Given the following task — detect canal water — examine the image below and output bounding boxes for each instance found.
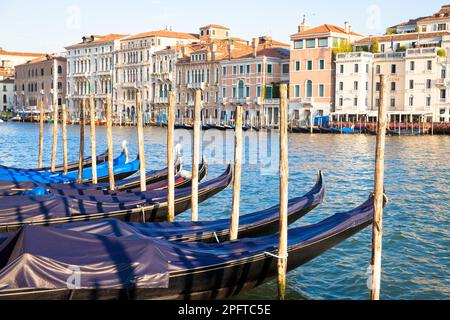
[0,122,448,300]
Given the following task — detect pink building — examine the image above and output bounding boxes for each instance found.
[289,19,363,123]
[220,36,290,125]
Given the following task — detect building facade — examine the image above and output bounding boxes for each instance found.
[115,29,198,121]
[289,20,363,123]
[65,34,127,118]
[0,78,15,112]
[14,55,66,111]
[220,36,289,125]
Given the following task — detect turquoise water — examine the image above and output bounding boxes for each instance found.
[0,122,448,300]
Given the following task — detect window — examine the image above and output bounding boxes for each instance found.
[354,81,359,90]
[427,79,432,89]
[409,80,414,90]
[426,96,431,107]
[376,65,381,74]
[307,60,313,71]
[354,64,359,73]
[257,86,261,97]
[339,96,343,107]
[438,23,447,31]
[2,95,6,103]
[319,60,325,70]
[246,65,250,74]
[318,38,328,47]
[267,64,272,74]
[295,85,300,97]
[354,97,358,106]
[257,64,262,73]
[245,86,250,97]
[58,66,62,74]
[410,61,415,71]
[366,64,369,73]
[294,40,303,49]
[391,82,396,92]
[41,68,44,76]
[340,64,344,74]
[427,60,432,71]
[222,87,226,97]
[222,66,227,76]
[440,89,446,100]
[376,82,380,91]
[306,80,313,98]
[306,39,316,48]
[339,82,344,91]
[409,95,414,106]
[232,87,236,98]
[319,84,325,97]
[282,64,289,74]
[265,85,273,98]
[233,66,237,74]
[391,98,396,108]
[366,82,369,91]
[240,65,244,74]
[391,64,397,74]
[295,61,301,71]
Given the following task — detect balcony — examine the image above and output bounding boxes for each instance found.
[154,96,169,104]
[187,82,207,90]
[153,72,175,83]
[264,98,280,105]
[229,97,251,105]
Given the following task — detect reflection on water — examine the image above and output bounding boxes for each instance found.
[0,123,448,300]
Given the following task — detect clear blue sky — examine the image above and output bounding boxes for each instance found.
[0,0,447,53]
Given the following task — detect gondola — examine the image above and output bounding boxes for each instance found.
[209,124,227,131]
[0,157,184,196]
[290,126,310,134]
[46,171,324,243]
[0,151,139,185]
[0,150,109,174]
[0,165,232,232]
[387,129,422,136]
[319,127,334,134]
[0,194,381,300]
[43,158,208,197]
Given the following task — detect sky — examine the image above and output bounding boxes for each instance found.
[0,0,447,53]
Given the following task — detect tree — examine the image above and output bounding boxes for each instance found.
[371,40,380,53]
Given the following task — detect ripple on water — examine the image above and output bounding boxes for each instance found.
[0,123,448,300]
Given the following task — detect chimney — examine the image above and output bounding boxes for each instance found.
[298,15,310,33]
[344,21,352,33]
[210,42,218,60]
[227,39,234,60]
[252,38,259,58]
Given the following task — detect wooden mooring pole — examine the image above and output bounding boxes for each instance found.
[191,89,202,222]
[230,105,243,241]
[62,103,68,175]
[167,92,176,222]
[370,74,388,300]
[106,96,115,191]
[50,58,59,173]
[38,96,44,169]
[89,95,97,184]
[278,83,289,300]
[77,98,86,183]
[136,90,147,192]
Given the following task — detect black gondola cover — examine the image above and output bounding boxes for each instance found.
[0,226,169,290]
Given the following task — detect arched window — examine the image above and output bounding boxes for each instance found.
[3,95,6,103]
[306,80,313,98]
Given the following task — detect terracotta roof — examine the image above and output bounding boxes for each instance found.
[291,24,363,38]
[355,31,450,44]
[65,34,127,49]
[125,30,199,41]
[0,68,14,78]
[178,37,289,62]
[0,50,43,57]
[202,24,230,30]
[418,5,450,23]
